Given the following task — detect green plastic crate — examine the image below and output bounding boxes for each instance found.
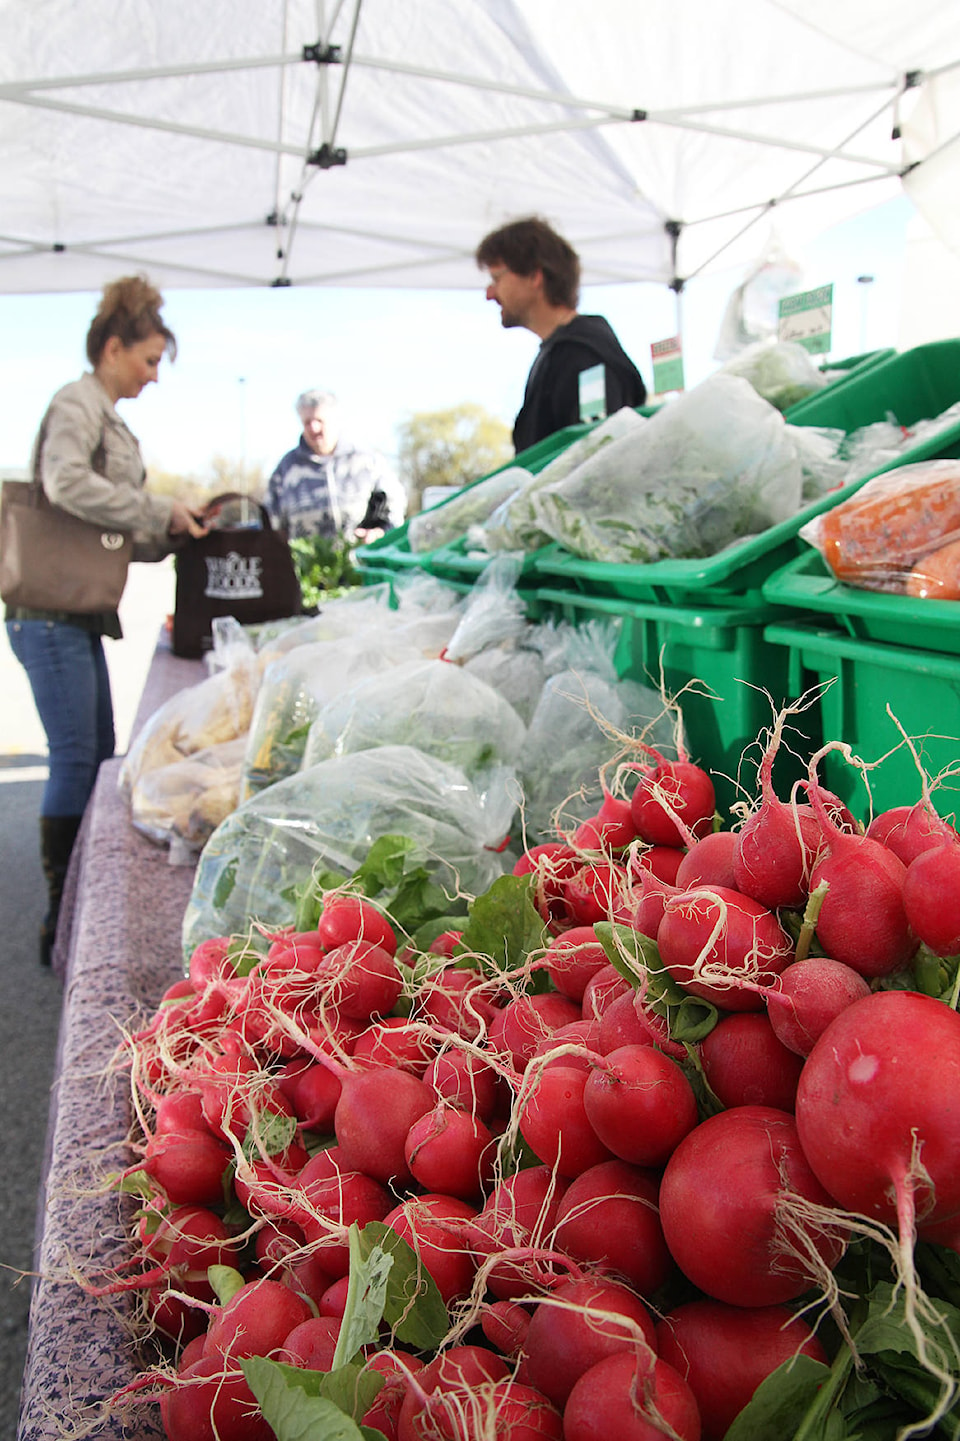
[764,619,960,821]
[530,339,960,608]
[524,586,819,819]
[762,549,960,656]
[354,420,595,583]
[782,347,896,423]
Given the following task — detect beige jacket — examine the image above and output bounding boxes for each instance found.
[36,371,175,557]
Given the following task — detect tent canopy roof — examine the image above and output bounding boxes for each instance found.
[2,0,958,295]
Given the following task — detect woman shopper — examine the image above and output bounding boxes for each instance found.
[2,274,207,964]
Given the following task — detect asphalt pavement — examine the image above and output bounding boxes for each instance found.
[0,561,175,1436]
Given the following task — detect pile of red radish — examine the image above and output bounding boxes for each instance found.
[87,730,960,1441]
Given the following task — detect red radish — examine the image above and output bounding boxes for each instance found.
[333,1066,435,1186]
[153,1090,211,1138]
[552,1158,673,1297]
[383,1193,479,1306]
[805,766,917,977]
[412,1379,564,1441]
[285,1061,342,1131]
[414,966,496,1041]
[522,1274,656,1408]
[425,1048,500,1120]
[580,963,632,1021]
[630,754,716,848]
[658,885,794,1011]
[531,1018,602,1074]
[160,1355,275,1441]
[361,1351,426,1441]
[317,892,398,955]
[396,1346,510,1441]
[659,1106,845,1307]
[469,1165,570,1301]
[482,1298,532,1356]
[543,926,611,1002]
[403,1102,496,1199]
[612,868,678,939]
[140,1129,230,1207]
[562,859,630,927]
[186,935,235,988]
[573,790,637,851]
[319,1274,351,1318]
[202,1276,313,1359]
[490,991,582,1070]
[795,990,960,1236]
[295,1166,393,1278]
[150,1281,211,1348]
[583,1045,699,1165]
[318,938,404,1020]
[674,830,738,891]
[655,1299,827,1441]
[427,928,463,958]
[903,844,960,955]
[279,1314,341,1370]
[263,931,327,972]
[518,1064,614,1177]
[352,1017,436,1075]
[698,1013,804,1112]
[866,802,960,867]
[635,845,686,885]
[597,989,687,1062]
[763,957,870,1057]
[563,1354,701,1441]
[84,1205,236,1297]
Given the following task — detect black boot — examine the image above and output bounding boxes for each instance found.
[39,814,82,967]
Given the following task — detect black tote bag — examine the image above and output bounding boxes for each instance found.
[171,493,302,658]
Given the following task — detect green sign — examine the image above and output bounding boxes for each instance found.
[651,336,684,394]
[778,284,833,355]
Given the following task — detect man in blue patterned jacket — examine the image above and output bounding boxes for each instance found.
[264,388,407,541]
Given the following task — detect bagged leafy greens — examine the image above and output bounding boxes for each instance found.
[718,338,828,411]
[407,466,531,554]
[472,408,645,553]
[181,744,517,959]
[302,657,527,774]
[530,374,803,565]
[129,736,246,854]
[516,618,677,843]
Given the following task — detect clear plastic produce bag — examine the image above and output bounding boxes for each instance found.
[241,629,424,798]
[531,374,803,566]
[473,409,645,554]
[442,555,529,662]
[254,585,395,667]
[516,619,677,843]
[718,338,827,412]
[799,458,960,597]
[302,657,527,775]
[182,744,518,959]
[407,467,531,554]
[129,736,246,855]
[118,644,259,802]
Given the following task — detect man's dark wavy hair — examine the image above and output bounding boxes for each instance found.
[476,216,580,310]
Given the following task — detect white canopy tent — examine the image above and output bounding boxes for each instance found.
[2,0,959,309]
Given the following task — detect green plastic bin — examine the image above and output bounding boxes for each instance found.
[530,339,960,608]
[763,619,960,821]
[761,549,960,656]
[524,586,819,819]
[782,347,896,423]
[354,420,596,584]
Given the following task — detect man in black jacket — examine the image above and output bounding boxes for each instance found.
[476,216,647,454]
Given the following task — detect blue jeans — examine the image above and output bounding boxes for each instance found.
[6,618,115,817]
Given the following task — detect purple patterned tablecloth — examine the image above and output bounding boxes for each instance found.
[18,637,206,1441]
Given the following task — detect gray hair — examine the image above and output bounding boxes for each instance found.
[295,388,337,417]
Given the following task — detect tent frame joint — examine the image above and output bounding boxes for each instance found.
[307,143,348,169]
[302,41,342,65]
[631,108,648,122]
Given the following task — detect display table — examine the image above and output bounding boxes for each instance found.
[18,637,206,1441]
